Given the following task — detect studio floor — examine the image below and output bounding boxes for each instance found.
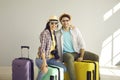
[0,66,120,80]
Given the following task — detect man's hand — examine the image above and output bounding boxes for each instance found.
[77,49,85,61]
[77,57,83,61]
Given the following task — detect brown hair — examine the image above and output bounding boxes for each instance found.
[59,13,71,22]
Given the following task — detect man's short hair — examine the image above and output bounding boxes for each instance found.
[59,13,71,21]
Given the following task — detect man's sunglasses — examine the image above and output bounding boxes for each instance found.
[61,20,69,22]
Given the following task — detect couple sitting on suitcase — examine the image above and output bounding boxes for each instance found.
[35,13,86,80]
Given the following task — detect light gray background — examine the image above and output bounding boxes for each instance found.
[0,0,120,66]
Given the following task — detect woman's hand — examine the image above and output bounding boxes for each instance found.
[40,62,48,73]
[40,53,48,73]
[69,25,75,29]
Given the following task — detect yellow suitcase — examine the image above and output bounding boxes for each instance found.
[64,60,99,80]
[74,60,99,80]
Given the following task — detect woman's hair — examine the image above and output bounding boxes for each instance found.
[44,22,50,31]
[44,21,58,50]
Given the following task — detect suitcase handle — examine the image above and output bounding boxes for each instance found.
[21,46,30,49]
[21,46,30,58]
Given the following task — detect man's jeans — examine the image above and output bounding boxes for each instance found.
[63,52,80,80]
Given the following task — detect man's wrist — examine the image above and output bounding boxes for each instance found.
[79,56,83,58]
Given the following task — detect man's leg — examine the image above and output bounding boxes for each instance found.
[63,53,76,80]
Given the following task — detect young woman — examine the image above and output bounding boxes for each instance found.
[35,16,66,80]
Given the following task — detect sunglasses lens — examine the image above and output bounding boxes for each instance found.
[50,22,58,25]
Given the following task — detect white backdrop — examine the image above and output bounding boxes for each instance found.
[0,0,120,66]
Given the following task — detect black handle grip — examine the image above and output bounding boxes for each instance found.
[21,46,30,49]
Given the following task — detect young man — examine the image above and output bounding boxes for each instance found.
[56,13,86,80]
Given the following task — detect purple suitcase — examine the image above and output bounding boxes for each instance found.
[12,46,34,80]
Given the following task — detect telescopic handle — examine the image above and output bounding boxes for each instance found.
[21,46,30,58]
[21,46,30,49]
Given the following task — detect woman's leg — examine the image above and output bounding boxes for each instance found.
[35,58,46,80]
[47,58,67,72]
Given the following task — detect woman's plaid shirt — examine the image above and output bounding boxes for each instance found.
[39,29,52,59]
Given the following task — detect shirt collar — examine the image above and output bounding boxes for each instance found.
[60,27,72,34]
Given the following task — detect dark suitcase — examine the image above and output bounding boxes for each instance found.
[12,46,34,80]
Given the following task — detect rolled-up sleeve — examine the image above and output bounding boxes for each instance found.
[72,27,86,52]
[77,28,86,49]
[40,31,46,55]
[39,30,51,58]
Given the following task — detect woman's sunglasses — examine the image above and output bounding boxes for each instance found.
[50,21,58,25]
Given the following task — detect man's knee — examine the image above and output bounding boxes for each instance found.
[63,53,74,61]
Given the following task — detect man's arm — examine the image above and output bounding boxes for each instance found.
[80,48,85,58]
[77,49,85,61]
[76,27,85,61]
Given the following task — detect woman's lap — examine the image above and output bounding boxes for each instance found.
[35,58,66,72]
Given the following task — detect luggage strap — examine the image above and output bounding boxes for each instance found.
[81,61,97,80]
[49,65,60,80]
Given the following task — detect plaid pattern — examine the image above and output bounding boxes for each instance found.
[39,29,52,59]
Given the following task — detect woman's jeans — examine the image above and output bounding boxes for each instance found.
[35,58,67,80]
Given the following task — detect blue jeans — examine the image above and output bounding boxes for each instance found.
[35,58,67,80]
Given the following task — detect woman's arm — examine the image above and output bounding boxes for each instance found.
[40,53,48,73]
